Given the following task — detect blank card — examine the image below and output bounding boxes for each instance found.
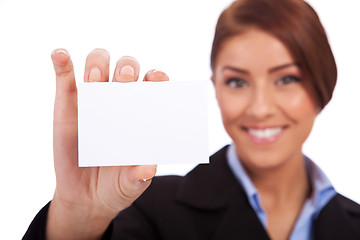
[77,81,208,167]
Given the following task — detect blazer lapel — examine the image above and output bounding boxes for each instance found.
[175,146,270,240]
[211,188,270,240]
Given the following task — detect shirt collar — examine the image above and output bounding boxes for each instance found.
[305,155,335,214]
[226,143,335,227]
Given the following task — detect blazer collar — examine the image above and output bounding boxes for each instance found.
[174,145,360,240]
[175,145,244,209]
[175,145,270,239]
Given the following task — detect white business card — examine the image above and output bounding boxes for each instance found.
[77,81,209,167]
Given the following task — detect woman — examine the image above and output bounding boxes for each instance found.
[24,0,360,239]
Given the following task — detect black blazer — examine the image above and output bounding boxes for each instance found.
[24,146,360,240]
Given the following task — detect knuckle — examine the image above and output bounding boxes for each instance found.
[56,67,73,78]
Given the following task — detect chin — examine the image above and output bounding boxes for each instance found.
[235,145,298,172]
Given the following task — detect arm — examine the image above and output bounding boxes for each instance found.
[23,201,158,240]
[24,49,169,239]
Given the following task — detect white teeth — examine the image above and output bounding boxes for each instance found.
[248,127,283,139]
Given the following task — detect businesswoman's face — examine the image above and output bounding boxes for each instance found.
[213,29,318,171]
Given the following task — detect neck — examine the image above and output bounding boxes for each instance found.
[245,153,310,208]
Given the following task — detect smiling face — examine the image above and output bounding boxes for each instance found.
[213,28,318,171]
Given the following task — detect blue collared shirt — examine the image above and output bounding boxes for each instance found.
[226,144,336,240]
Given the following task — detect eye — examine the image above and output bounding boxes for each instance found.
[276,75,301,86]
[225,77,248,88]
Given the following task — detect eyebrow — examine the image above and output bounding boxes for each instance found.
[222,63,298,74]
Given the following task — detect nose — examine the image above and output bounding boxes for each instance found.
[245,84,276,120]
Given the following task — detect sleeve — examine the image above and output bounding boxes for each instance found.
[23,202,50,240]
[22,176,181,239]
[22,202,158,240]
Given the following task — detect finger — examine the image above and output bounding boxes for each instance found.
[143,69,169,82]
[112,56,140,82]
[51,49,79,175]
[51,48,77,125]
[52,49,76,98]
[84,48,110,82]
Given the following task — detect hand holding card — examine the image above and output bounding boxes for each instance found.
[47,49,184,239]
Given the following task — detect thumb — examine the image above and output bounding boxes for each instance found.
[97,165,157,213]
[125,165,157,196]
[110,165,157,210]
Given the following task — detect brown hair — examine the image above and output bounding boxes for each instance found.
[211,0,337,109]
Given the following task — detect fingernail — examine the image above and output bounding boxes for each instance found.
[139,176,154,183]
[89,67,102,82]
[53,49,68,56]
[147,69,161,74]
[120,65,135,77]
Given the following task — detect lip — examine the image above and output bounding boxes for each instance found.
[242,125,287,144]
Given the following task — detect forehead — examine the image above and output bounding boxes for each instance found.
[216,29,295,70]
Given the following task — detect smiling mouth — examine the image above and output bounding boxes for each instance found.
[242,126,287,144]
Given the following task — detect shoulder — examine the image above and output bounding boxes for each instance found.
[323,193,360,219]
[333,194,360,213]
[315,193,360,239]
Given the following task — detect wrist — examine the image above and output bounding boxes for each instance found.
[46,194,116,240]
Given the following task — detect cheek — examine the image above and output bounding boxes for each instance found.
[216,90,247,127]
[277,88,317,137]
[285,91,316,118]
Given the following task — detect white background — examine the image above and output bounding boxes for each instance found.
[0,0,359,238]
